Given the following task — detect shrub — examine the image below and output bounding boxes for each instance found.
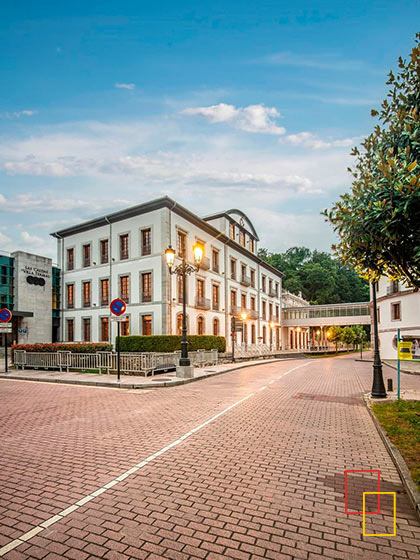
[117,335,226,353]
[11,343,112,360]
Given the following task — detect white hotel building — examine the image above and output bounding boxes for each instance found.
[52,197,283,348]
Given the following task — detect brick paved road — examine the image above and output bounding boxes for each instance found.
[0,358,419,560]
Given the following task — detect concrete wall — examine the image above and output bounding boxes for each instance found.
[12,251,52,344]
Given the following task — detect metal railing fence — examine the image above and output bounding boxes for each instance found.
[13,349,219,377]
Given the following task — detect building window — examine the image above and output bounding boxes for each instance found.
[212,284,219,310]
[230,290,236,311]
[239,231,245,247]
[250,296,256,311]
[197,278,205,299]
[251,324,256,344]
[269,302,273,319]
[100,239,109,264]
[213,318,219,336]
[67,319,74,342]
[83,318,91,342]
[268,279,272,294]
[66,284,74,309]
[142,314,152,335]
[250,269,255,287]
[177,275,187,303]
[141,228,152,256]
[391,302,401,321]
[120,234,129,260]
[120,275,130,303]
[82,281,91,307]
[276,305,279,321]
[177,230,186,258]
[261,275,266,292]
[141,272,152,302]
[229,222,235,240]
[241,264,246,280]
[249,238,255,252]
[100,278,110,306]
[83,244,91,268]
[230,258,236,280]
[262,326,266,344]
[197,316,205,335]
[262,300,266,320]
[100,317,109,342]
[241,293,246,310]
[177,313,188,335]
[212,249,219,273]
[67,248,74,271]
[120,316,130,336]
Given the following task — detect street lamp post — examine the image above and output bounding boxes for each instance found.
[165,243,203,377]
[371,281,387,398]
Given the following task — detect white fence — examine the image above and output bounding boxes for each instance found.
[13,349,219,377]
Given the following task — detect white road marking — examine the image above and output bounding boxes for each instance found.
[0,361,311,557]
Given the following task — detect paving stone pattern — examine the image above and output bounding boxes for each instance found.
[0,358,419,559]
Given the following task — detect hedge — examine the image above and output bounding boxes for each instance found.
[117,335,226,353]
[11,343,112,359]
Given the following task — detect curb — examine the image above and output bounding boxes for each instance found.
[0,358,292,390]
[383,361,420,376]
[364,396,420,522]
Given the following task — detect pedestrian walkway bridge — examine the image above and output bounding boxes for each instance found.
[282,301,371,328]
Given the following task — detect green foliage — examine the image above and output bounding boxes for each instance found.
[324,33,420,289]
[328,326,343,352]
[372,400,420,491]
[258,246,369,304]
[341,326,357,347]
[118,335,226,353]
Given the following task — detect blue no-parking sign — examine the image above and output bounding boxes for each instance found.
[0,308,12,323]
[110,298,126,316]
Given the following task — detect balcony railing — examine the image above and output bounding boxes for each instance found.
[240,275,251,287]
[101,297,109,306]
[249,309,258,320]
[196,296,211,310]
[83,300,90,308]
[142,294,152,303]
[200,257,210,270]
[212,300,220,311]
[142,244,151,256]
[268,289,278,298]
[270,314,279,323]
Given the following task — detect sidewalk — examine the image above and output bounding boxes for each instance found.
[384,359,420,375]
[0,357,292,389]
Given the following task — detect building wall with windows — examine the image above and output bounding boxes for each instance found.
[52,197,283,348]
[376,277,420,359]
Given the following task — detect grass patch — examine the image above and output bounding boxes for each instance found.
[372,400,420,492]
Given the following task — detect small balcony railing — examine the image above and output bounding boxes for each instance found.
[249,309,258,320]
[142,244,151,256]
[101,297,109,306]
[240,275,251,287]
[212,300,220,311]
[270,314,279,323]
[196,296,211,310]
[268,289,278,298]
[142,293,152,303]
[83,299,90,308]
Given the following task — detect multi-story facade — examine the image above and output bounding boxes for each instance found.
[51,197,283,348]
[0,250,60,345]
[375,277,420,359]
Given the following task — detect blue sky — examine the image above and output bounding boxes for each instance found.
[1,0,419,260]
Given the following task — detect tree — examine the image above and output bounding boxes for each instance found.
[324,34,420,289]
[258,246,369,304]
[328,326,343,353]
[341,326,357,350]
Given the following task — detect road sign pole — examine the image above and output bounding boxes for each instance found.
[4,333,7,374]
[117,320,121,382]
[397,328,401,400]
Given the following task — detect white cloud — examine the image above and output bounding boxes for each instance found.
[0,193,131,214]
[0,232,12,245]
[115,83,135,90]
[21,231,44,245]
[1,110,37,119]
[181,103,286,135]
[284,131,361,149]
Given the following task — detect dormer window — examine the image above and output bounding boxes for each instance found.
[239,231,245,247]
[229,222,236,240]
[249,238,255,252]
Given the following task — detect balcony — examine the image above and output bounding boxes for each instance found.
[212,300,220,311]
[196,296,211,310]
[249,309,258,320]
[83,300,91,308]
[142,244,151,256]
[268,289,278,298]
[142,294,152,303]
[240,275,251,287]
[270,314,279,324]
[200,257,210,270]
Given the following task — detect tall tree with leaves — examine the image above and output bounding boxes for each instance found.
[324,34,420,289]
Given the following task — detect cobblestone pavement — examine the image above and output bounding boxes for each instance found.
[0,357,419,560]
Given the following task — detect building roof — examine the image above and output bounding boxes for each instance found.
[50,196,284,278]
[203,209,260,241]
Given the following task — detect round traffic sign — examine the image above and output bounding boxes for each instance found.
[0,308,12,323]
[110,298,127,316]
